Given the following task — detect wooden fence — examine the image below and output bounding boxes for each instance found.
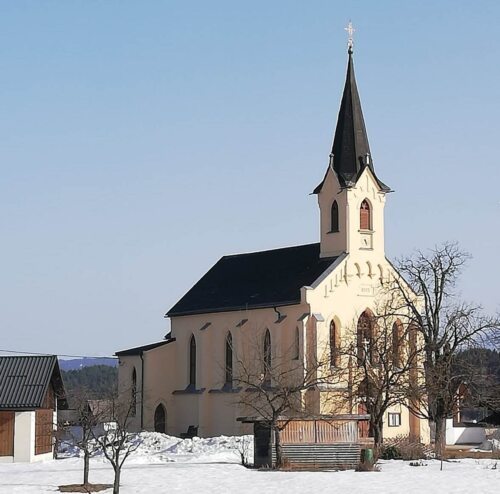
[278,419,358,444]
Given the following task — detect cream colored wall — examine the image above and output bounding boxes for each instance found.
[117,355,143,432]
[305,257,392,366]
[169,304,308,437]
[141,343,176,433]
[382,404,411,439]
[117,304,309,437]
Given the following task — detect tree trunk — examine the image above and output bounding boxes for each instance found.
[113,466,121,494]
[83,449,90,485]
[434,417,446,461]
[370,418,383,458]
[274,429,283,469]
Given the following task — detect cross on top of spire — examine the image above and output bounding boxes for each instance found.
[345,21,355,54]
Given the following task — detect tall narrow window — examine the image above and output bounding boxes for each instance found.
[131,368,137,417]
[263,329,271,385]
[392,321,403,368]
[225,332,233,385]
[189,334,197,388]
[357,311,374,364]
[330,201,339,232]
[360,199,371,230]
[293,327,300,360]
[330,320,339,367]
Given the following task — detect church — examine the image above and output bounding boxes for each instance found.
[116,37,429,443]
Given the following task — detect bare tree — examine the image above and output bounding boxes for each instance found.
[389,242,500,457]
[67,391,101,486]
[91,390,142,494]
[232,331,342,468]
[235,435,252,467]
[338,306,420,454]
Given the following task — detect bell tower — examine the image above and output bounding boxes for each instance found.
[313,25,390,259]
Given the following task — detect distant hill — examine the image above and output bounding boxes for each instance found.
[58,357,118,371]
[62,364,118,401]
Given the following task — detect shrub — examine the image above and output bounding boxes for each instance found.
[380,445,400,460]
[381,435,427,461]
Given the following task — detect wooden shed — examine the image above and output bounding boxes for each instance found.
[239,415,373,469]
[0,355,67,462]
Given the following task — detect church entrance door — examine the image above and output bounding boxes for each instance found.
[154,404,166,433]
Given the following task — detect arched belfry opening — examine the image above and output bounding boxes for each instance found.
[330,201,339,232]
[360,199,371,230]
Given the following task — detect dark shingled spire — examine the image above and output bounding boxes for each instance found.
[314,47,390,193]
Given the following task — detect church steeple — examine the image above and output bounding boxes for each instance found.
[314,40,389,193]
[316,26,389,258]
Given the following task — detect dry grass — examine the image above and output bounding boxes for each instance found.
[444,449,500,460]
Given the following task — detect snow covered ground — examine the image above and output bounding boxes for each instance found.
[0,433,499,494]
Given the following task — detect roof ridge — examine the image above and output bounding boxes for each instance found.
[221,242,320,259]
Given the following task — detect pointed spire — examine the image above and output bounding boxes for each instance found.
[314,29,390,193]
[330,46,373,187]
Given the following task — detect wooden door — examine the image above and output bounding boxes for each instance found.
[357,403,370,438]
[0,412,14,456]
[154,404,166,433]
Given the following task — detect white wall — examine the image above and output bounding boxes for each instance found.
[13,411,34,462]
[446,418,485,445]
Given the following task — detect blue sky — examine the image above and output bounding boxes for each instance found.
[0,1,498,356]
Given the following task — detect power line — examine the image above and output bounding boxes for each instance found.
[0,349,117,359]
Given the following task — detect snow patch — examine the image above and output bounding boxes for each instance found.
[60,432,254,465]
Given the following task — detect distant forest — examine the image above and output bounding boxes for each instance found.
[62,365,118,400]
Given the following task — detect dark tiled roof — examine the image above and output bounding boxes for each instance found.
[313,49,390,193]
[115,338,176,356]
[167,243,338,317]
[0,355,65,409]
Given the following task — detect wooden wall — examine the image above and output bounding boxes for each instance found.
[35,409,53,455]
[0,412,14,456]
[279,419,358,444]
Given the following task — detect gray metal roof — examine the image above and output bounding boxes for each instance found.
[167,243,338,317]
[0,355,64,409]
